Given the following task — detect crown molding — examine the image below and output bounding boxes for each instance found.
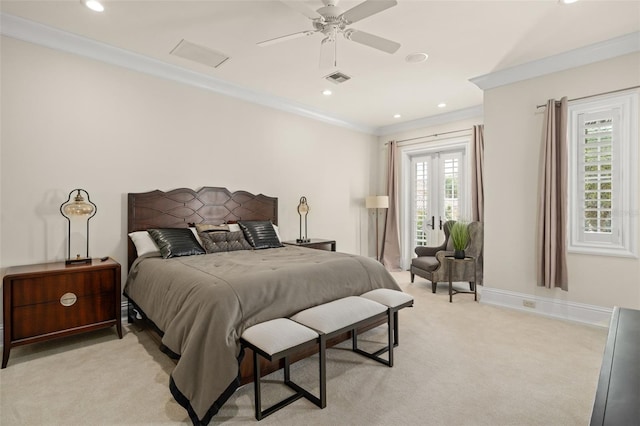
[0,13,376,135]
[375,105,484,136]
[470,31,640,91]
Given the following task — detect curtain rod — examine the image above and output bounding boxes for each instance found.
[536,85,640,108]
[386,128,473,145]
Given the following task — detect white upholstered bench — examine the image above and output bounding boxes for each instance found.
[240,318,325,420]
[359,288,414,366]
[290,296,390,403]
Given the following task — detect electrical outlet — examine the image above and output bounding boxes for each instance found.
[523,300,536,309]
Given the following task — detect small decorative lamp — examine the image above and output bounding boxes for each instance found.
[296,196,310,243]
[60,189,96,265]
[366,195,389,262]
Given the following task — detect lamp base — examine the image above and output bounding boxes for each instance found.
[65,257,92,266]
[296,238,311,243]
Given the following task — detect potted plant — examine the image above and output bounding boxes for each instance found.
[449,221,469,259]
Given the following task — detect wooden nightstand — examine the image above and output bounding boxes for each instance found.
[282,239,336,251]
[2,258,122,368]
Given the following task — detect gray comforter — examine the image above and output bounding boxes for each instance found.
[124,246,400,424]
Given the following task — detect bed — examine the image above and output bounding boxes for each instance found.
[123,187,401,425]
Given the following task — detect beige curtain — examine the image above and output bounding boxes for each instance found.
[380,141,401,271]
[537,97,569,290]
[471,124,485,222]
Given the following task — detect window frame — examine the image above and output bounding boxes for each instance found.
[567,89,638,258]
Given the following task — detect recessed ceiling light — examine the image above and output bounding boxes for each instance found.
[322,89,332,96]
[393,114,402,119]
[437,103,447,108]
[559,0,579,4]
[82,0,104,12]
[405,53,428,63]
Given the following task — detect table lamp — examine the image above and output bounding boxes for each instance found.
[296,196,310,243]
[60,188,96,265]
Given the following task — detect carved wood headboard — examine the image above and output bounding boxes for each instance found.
[127,187,278,269]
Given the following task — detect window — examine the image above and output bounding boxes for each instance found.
[568,90,638,257]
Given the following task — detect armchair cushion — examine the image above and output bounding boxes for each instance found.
[411,256,440,272]
[415,246,441,257]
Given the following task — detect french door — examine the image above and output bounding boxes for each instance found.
[411,150,465,248]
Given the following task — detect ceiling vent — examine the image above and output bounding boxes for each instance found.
[170,39,230,69]
[325,71,351,84]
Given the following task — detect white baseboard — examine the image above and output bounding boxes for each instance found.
[481,287,612,328]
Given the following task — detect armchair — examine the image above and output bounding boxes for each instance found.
[410,221,483,294]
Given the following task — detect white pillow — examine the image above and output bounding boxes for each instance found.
[190,227,204,247]
[272,224,282,243]
[128,231,160,256]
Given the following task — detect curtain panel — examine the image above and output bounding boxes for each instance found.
[471,124,485,222]
[537,97,569,291]
[381,141,401,271]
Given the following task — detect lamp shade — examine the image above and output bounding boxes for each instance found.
[62,191,95,216]
[366,195,389,209]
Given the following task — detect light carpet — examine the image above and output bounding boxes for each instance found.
[0,272,607,425]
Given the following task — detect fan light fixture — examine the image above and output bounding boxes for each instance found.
[60,189,97,265]
[259,0,400,68]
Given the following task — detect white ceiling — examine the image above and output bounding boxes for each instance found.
[2,0,639,133]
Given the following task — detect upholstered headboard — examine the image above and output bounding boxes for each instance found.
[127,187,278,269]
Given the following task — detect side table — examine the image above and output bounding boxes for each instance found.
[282,239,336,252]
[2,258,122,368]
[445,256,477,303]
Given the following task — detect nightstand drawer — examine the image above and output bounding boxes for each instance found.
[12,292,116,340]
[11,269,115,307]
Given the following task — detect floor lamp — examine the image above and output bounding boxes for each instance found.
[366,195,389,262]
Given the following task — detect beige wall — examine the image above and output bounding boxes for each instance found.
[0,37,377,280]
[484,53,640,310]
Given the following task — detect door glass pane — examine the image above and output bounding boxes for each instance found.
[414,159,429,247]
[442,155,460,221]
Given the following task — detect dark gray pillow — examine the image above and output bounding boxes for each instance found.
[199,230,253,253]
[147,228,205,259]
[238,220,282,249]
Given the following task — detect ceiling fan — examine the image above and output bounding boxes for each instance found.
[258,0,401,68]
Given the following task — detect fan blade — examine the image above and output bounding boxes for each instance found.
[341,0,398,24]
[344,29,400,54]
[257,30,317,46]
[281,0,323,20]
[319,37,337,69]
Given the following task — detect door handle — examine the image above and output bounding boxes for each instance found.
[439,217,443,230]
[430,216,435,230]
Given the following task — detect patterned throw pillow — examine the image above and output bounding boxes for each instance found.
[199,230,253,253]
[195,223,229,233]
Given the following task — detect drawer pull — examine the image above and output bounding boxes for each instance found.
[60,292,78,307]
